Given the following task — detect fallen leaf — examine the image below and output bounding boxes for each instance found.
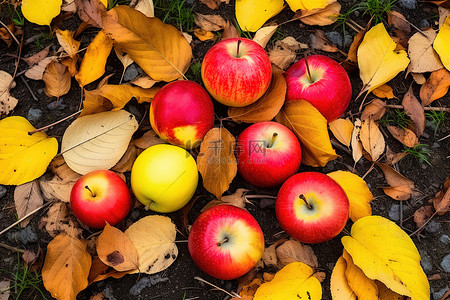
[50,156,82,183]
[0,116,58,185]
[419,68,450,105]
[330,256,357,300]
[402,85,425,136]
[22,46,51,66]
[387,126,418,148]
[286,0,334,11]
[254,262,322,299]
[376,163,415,201]
[88,256,131,284]
[131,75,157,89]
[348,30,366,63]
[342,250,379,300]
[262,239,287,267]
[253,25,278,48]
[61,110,138,175]
[125,215,178,274]
[0,70,18,116]
[43,61,71,99]
[22,0,62,26]
[197,127,237,199]
[39,176,75,203]
[75,30,113,87]
[199,0,221,9]
[56,29,81,57]
[97,224,138,272]
[439,6,450,27]
[133,129,167,149]
[235,0,284,32]
[357,23,410,95]
[267,38,305,70]
[76,0,105,28]
[103,6,192,82]
[351,118,363,164]
[431,177,450,215]
[276,239,318,268]
[413,205,434,228]
[372,84,395,99]
[376,280,407,300]
[310,29,338,52]
[0,280,10,300]
[25,56,58,80]
[388,11,411,34]
[329,118,353,147]
[114,49,134,75]
[228,68,286,123]
[0,23,16,47]
[297,1,341,26]
[361,99,387,121]
[433,15,450,70]
[130,0,155,17]
[193,28,216,41]
[342,216,429,299]
[42,234,92,300]
[222,20,240,40]
[328,170,373,222]
[276,100,338,167]
[411,73,426,85]
[111,142,138,173]
[40,202,83,238]
[194,13,227,31]
[221,188,251,208]
[359,117,385,161]
[407,30,443,74]
[385,146,408,165]
[239,278,262,299]
[14,181,44,227]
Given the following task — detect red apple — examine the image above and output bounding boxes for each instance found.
[70,170,133,229]
[150,80,214,149]
[275,172,349,244]
[284,55,352,122]
[236,121,301,188]
[201,38,272,107]
[188,205,265,280]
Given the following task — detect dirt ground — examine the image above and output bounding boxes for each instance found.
[0,0,449,299]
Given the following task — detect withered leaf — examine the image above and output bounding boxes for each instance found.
[43,61,71,99]
[402,86,425,136]
[419,68,450,106]
[431,177,450,215]
[133,129,167,149]
[387,126,418,148]
[361,99,386,121]
[222,20,240,40]
[413,205,434,228]
[39,176,75,203]
[310,30,338,52]
[40,202,83,238]
[276,239,318,268]
[351,118,363,164]
[407,30,443,74]
[372,84,395,99]
[376,162,415,200]
[298,1,341,26]
[111,142,138,173]
[49,156,82,183]
[359,117,385,162]
[22,46,51,66]
[75,0,105,28]
[14,180,44,227]
[194,13,227,31]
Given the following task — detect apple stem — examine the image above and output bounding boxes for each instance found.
[299,194,313,210]
[217,237,229,247]
[85,185,96,197]
[304,54,313,84]
[236,40,242,58]
[268,133,278,148]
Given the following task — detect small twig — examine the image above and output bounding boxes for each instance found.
[28,110,81,134]
[20,75,38,101]
[331,139,351,155]
[0,242,26,253]
[0,202,51,237]
[11,34,24,84]
[244,195,276,199]
[0,19,20,46]
[385,104,450,112]
[194,277,240,298]
[409,211,438,237]
[361,162,375,180]
[347,18,364,31]
[437,133,450,142]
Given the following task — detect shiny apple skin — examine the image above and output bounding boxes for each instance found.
[201,38,272,107]
[150,80,214,149]
[275,172,349,244]
[236,122,301,188]
[284,55,352,122]
[188,205,265,280]
[70,170,133,229]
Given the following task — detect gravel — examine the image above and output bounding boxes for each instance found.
[441,254,450,273]
[433,286,449,300]
[129,275,169,296]
[27,108,43,122]
[398,0,417,9]
[440,234,450,245]
[0,185,6,199]
[425,220,441,233]
[388,204,400,221]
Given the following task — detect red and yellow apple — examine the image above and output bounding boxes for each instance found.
[284,55,352,122]
[275,172,349,244]
[130,144,198,213]
[150,80,214,149]
[188,205,265,280]
[70,170,133,229]
[201,38,272,107]
[236,121,301,188]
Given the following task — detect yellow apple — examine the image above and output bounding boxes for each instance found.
[131,144,198,213]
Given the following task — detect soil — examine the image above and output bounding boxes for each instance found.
[0,0,449,300]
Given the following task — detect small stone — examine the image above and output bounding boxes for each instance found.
[27,108,42,122]
[8,227,38,245]
[398,0,417,9]
[425,220,441,233]
[441,254,450,273]
[433,286,449,300]
[103,286,117,300]
[37,89,43,95]
[420,19,430,29]
[129,275,169,296]
[325,31,343,47]
[343,33,353,47]
[388,204,400,221]
[47,99,67,110]
[123,64,139,82]
[432,142,440,149]
[419,252,433,272]
[440,234,450,245]
[0,185,6,199]
[354,11,360,17]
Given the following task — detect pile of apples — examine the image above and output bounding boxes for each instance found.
[69,38,353,280]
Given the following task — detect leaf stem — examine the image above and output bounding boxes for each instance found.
[268,132,278,148]
[299,194,313,210]
[28,110,81,135]
[236,39,242,58]
[385,104,450,112]
[304,54,313,83]
[85,185,96,197]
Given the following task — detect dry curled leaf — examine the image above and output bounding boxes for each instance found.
[194,13,227,31]
[43,61,71,99]
[253,25,278,49]
[197,127,237,199]
[268,37,305,70]
[276,239,318,268]
[0,71,18,116]
[359,117,385,162]
[88,256,131,284]
[130,0,155,17]
[372,84,395,99]
[351,118,363,164]
[75,0,105,28]
[25,56,58,80]
[40,202,83,238]
[387,126,418,148]
[14,181,44,227]
[310,30,338,52]
[413,205,434,228]
[431,177,450,215]
[222,20,240,40]
[402,85,425,136]
[22,46,50,67]
[376,163,415,201]
[133,129,167,149]
[407,30,443,74]
[50,156,82,183]
[361,99,386,121]
[39,176,75,203]
[419,68,450,106]
[388,11,411,34]
[193,28,215,41]
[329,118,353,147]
[297,1,341,26]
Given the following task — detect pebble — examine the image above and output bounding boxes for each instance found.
[441,254,450,273]
[398,0,417,9]
[388,204,400,221]
[425,220,441,233]
[37,88,43,95]
[432,142,440,149]
[103,286,117,300]
[129,275,169,296]
[27,108,43,122]
[0,185,6,199]
[433,286,449,300]
[419,252,433,272]
[440,234,450,245]
[47,99,67,110]
[420,19,430,29]
[8,226,38,245]
[325,31,343,47]
[123,64,139,82]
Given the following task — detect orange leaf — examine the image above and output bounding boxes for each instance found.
[402,85,425,136]
[376,163,415,200]
[297,2,341,26]
[310,29,338,52]
[329,118,353,147]
[419,68,450,105]
[361,99,386,121]
[372,84,395,99]
[193,28,215,41]
[43,61,71,98]
[359,117,385,161]
[386,126,418,148]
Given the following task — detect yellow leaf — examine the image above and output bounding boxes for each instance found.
[125,215,178,274]
[285,0,334,11]
[42,234,92,300]
[75,30,113,87]
[235,0,284,32]
[329,118,353,147]
[341,216,430,300]
[433,15,450,71]
[61,110,138,175]
[193,28,215,41]
[22,0,62,26]
[102,6,192,81]
[196,127,237,199]
[327,170,373,222]
[56,29,80,57]
[357,23,410,94]
[0,117,58,185]
[342,250,379,300]
[254,262,322,300]
[372,84,395,99]
[275,100,338,167]
[330,256,357,300]
[359,116,385,161]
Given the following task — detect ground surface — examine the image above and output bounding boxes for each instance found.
[0,0,449,299]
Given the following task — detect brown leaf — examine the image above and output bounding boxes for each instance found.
[419,68,450,105]
[413,205,434,228]
[39,202,83,238]
[39,176,76,203]
[50,156,82,183]
[387,126,418,148]
[76,0,106,28]
[376,162,415,200]
[439,6,450,27]
[239,278,262,299]
[407,30,443,74]
[0,71,18,116]
[253,25,278,49]
[228,68,286,123]
[310,30,338,52]
[431,177,450,215]
[0,23,16,47]
[197,127,237,199]
[42,234,92,300]
[351,118,363,164]
[43,61,71,98]
[402,85,425,136]
[194,13,227,31]
[268,37,306,70]
[385,146,408,165]
[276,239,318,268]
[262,239,287,267]
[222,20,240,40]
[359,117,385,161]
[361,99,387,121]
[22,46,51,66]
[24,56,58,80]
[14,181,44,227]
[131,75,158,89]
[348,30,366,63]
[88,256,131,284]
[202,188,251,211]
[193,28,216,41]
[372,84,395,99]
[298,2,341,26]
[388,11,411,34]
[199,0,222,9]
[111,142,138,173]
[97,224,138,272]
[133,129,167,149]
[412,73,427,85]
